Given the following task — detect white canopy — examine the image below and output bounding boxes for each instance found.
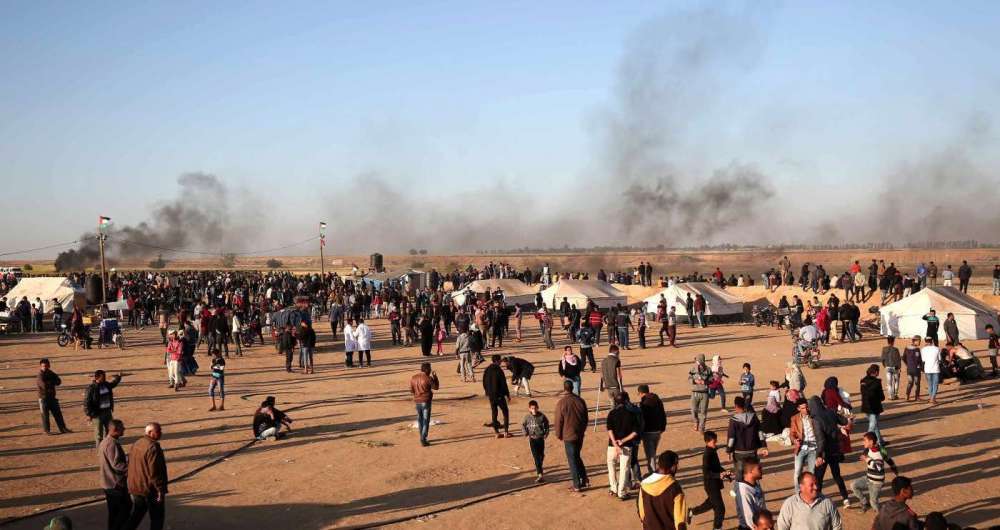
[540,279,626,311]
[879,286,999,340]
[451,279,538,306]
[643,283,744,318]
[2,277,84,313]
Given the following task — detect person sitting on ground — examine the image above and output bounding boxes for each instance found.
[253,396,292,440]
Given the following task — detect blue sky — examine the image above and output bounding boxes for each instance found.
[2,1,999,255]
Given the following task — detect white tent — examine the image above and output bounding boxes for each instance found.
[540,279,626,311]
[642,282,744,323]
[451,279,538,306]
[2,277,84,313]
[879,286,999,340]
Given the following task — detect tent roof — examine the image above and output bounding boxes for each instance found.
[2,277,82,312]
[543,279,626,300]
[462,279,536,297]
[643,282,743,311]
[880,286,997,317]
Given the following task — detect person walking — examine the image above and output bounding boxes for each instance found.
[776,472,842,530]
[419,315,434,357]
[355,317,372,367]
[37,358,70,435]
[903,336,923,401]
[298,321,316,374]
[726,396,769,481]
[126,423,168,530]
[600,345,623,401]
[577,319,597,372]
[734,456,767,530]
[920,337,941,405]
[522,399,550,483]
[606,392,640,500]
[689,431,729,530]
[342,319,357,368]
[559,346,583,396]
[689,354,712,432]
[456,330,475,382]
[850,432,888,514]
[957,260,972,293]
[881,337,901,400]
[790,398,824,492]
[638,384,666,475]
[85,369,123,447]
[554,380,589,492]
[99,419,131,530]
[860,364,886,446]
[986,324,999,378]
[164,330,185,390]
[208,351,225,411]
[483,355,512,438]
[277,324,296,372]
[638,451,688,530]
[410,362,439,447]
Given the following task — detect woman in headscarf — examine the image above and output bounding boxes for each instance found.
[557,345,582,396]
[419,315,434,357]
[760,382,784,436]
[783,362,806,393]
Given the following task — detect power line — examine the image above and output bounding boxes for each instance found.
[0,239,84,257]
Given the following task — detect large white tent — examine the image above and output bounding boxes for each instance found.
[642,282,744,323]
[450,279,538,306]
[540,279,626,311]
[2,277,84,313]
[879,286,999,340]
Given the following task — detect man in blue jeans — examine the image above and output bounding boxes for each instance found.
[410,362,439,447]
[920,337,941,405]
[554,380,590,491]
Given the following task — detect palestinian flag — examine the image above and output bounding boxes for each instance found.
[99,216,112,230]
[319,221,327,230]
[320,234,326,247]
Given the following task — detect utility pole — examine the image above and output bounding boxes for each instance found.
[97,216,111,305]
[319,221,327,276]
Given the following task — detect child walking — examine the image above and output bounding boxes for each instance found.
[521,400,550,483]
[740,363,755,407]
[708,355,729,412]
[435,322,446,355]
[689,430,731,530]
[209,351,225,411]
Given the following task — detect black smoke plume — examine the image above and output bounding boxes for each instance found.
[54,173,257,271]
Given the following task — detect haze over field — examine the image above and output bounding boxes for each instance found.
[2,2,999,259]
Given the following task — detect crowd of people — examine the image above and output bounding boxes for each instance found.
[15,255,1000,530]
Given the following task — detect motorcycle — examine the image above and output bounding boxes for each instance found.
[56,324,72,347]
[752,304,776,327]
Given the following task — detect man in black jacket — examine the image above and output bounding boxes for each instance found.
[483,355,511,438]
[958,260,973,293]
[637,384,666,475]
[37,358,70,434]
[86,369,124,447]
[726,396,768,481]
[861,364,886,447]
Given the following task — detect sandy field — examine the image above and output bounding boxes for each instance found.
[2,292,999,529]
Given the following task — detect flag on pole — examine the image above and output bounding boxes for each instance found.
[320,235,326,247]
[99,216,112,230]
[319,221,327,230]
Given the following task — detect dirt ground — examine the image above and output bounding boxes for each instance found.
[2,301,999,530]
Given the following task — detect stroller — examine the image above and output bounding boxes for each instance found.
[98,318,126,349]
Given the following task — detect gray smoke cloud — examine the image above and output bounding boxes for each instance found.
[598,7,775,246]
[55,173,263,270]
[326,7,776,253]
[861,113,998,244]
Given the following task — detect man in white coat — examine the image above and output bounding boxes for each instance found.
[354,317,373,367]
[343,318,357,368]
